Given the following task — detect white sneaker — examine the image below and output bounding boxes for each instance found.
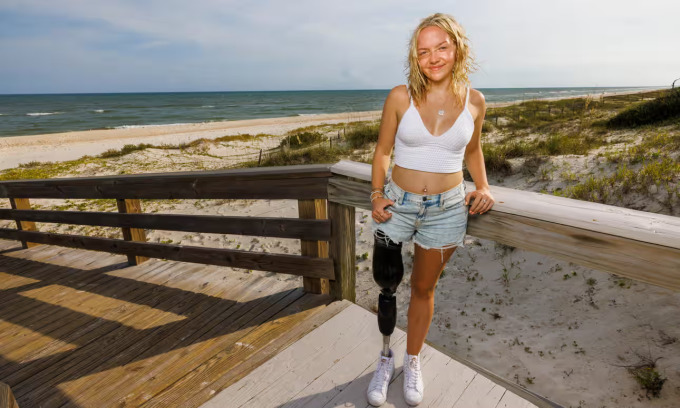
[403,352,424,406]
[367,348,395,406]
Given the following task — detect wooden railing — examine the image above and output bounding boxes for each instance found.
[1,159,679,303]
[0,164,355,301]
[329,160,680,291]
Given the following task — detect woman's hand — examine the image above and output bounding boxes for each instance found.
[372,196,395,223]
[464,187,494,215]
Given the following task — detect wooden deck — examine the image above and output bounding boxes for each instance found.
[0,239,556,408]
[206,302,551,408]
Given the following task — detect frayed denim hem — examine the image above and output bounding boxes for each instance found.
[413,240,464,264]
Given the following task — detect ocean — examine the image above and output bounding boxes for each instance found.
[0,87,656,138]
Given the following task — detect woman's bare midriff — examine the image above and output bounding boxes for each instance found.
[391,165,464,194]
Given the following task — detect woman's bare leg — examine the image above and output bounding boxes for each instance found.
[406,244,457,355]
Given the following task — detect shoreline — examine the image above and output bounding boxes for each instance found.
[0,111,381,170]
[0,86,667,171]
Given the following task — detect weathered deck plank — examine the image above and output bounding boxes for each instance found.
[205,302,547,408]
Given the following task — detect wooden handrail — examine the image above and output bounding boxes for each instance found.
[0,164,332,200]
[329,160,680,292]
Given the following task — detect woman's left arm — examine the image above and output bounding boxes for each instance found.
[463,89,495,215]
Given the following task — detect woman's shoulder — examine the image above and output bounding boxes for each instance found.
[468,87,486,111]
[384,85,411,115]
[387,85,411,103]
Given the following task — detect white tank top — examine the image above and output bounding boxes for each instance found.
[393,86,474,173]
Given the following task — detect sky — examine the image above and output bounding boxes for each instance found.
[0,0,678,94]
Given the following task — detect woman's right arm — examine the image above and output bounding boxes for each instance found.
[371,85,406,190]
[371,86,407,223]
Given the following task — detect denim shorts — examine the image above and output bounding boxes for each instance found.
[371,178,469,261]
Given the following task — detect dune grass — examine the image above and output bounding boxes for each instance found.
[345,122,380,148]
[605,88,680,128]
[245,145,346,167]
[485,89,671,132]
[0,156,99,181]
[557,157,680,205]
[279,130,324,149]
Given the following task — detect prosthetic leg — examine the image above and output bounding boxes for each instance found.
[372,231,404,357]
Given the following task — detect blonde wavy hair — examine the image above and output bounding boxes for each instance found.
[406,13,478,107]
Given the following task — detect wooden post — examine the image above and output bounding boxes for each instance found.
[116,199,148,265]
[257,149,263,166]
[328,201,355,302]
[9,198,39,249]
[298,199,330,295]
[0,382,19,408]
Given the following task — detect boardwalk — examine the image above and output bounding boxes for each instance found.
[0,239,553,407]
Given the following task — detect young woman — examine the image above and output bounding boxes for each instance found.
[366,13,494,406]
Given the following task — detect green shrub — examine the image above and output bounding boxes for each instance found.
[606,88,680,128]
[629,365,667,398]
[279,131,324,148]
[254,146,345,167]
[99,143,154,158]
[482,144,513,175]
[535,133,600,156]
[345,122,380,148]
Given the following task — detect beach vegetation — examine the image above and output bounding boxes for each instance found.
[485,89,672,134]
[248,145,346,167]
[99,143,154,158]
[214,133,265,143]
[605,88,680,129]
[17,161,44,168]
[345,122,380,148]
[93,134,271,159]
[0,156,97,181]
[618,349,667,399]
[557,155,679,211]
[279,131,324,148]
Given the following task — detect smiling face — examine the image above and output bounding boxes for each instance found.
[407,13,475,105]
[416,26,457,83]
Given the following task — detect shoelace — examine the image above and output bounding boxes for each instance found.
[406,357,421,390]
[369,357,391,392]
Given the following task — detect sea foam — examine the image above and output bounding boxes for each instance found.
[26,112,61,116]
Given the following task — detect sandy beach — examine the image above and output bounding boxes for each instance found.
[0,88,678,407]
[0,111,381,170]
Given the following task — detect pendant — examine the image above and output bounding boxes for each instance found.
[423,187,427,193]
[437,110,445,116]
